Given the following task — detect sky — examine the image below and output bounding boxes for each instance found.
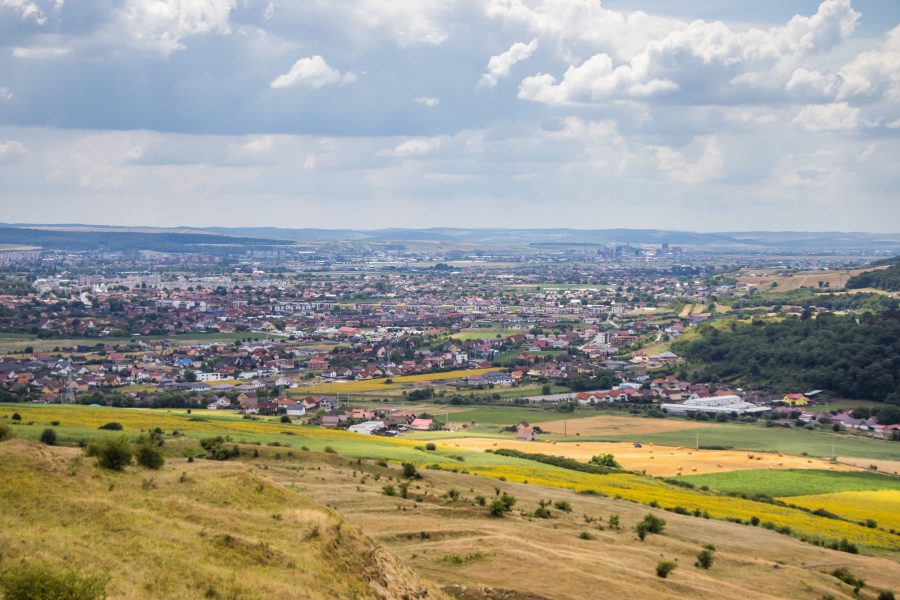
[0,0,898,232]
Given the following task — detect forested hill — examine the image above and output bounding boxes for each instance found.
[0,228,288,253]
[673,311,900,403]
[846,259,900,291]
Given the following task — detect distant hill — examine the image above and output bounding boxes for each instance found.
[0,227,290,253]
[3,224,900,249]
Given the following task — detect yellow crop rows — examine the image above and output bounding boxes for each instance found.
[289,368,498,395]
[781,490,900,532]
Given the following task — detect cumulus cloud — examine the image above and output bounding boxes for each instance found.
[514,0,861,106]
[119,0,237,54]
[390,137,442,157]
[791,102,861,131]
[0,140,29,164]
[270,55,358,89]
[0,86,11,100]
[0,0,46,24]
[653,137,724,185]
[478,39,538,89]
[413,96,440,107]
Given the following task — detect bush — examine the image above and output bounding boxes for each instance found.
[656,560,677,578]
[695,546,715,569]
[489,493,516,517]
[636,514,666,541]
[831,567,865,593]
[554,500,573,513]
[11,413,21,421]
[877,591,895,600]
[425,442,436,451]
[533,499,553,519]
[91,436,133,471]
[579,531,595,540]
[199,437,240,461]
[0,423,13,441]
[656,560,678,579]
[135,444,165,470]
[402,462,420,479]
[0,562,108,600]
[589,453,621,469]
[280,415,291,424]
[39,428,57,446]
[382,484,396,497]
[98,422,123,431]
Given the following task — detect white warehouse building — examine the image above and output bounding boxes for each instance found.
[661,395,770,416]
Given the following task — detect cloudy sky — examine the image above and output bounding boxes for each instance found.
[1,0,899,232]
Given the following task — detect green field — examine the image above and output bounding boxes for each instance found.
[0,331,291,353]
[585,424,900,461]
[675,469,900,498]
[449,328,513,341]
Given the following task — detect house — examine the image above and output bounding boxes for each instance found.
[206,396,231,410]
[285,402,306,417]
[348,420,385,435]
[409,418,434,431]
[782,393,809,406]
[516,421,537,441]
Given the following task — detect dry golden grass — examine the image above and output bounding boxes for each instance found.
[735,268,872,292]
[272,450,900,600]
[539,415,711,437]
[433,437,857,477]
[0,439,445,600]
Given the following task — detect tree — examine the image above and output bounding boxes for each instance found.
[39,428,57,446]
[695,545,715,569]
[135,442,165,470]
[89,436,133,471]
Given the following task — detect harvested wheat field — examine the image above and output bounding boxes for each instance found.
[539,415,712,437]
[432,438,858,477]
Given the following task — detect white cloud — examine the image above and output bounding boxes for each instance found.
[119,0,237,54]
[0,140,29,164]
[0,0,46,24]
[390,137,442,157]
[514,0,860,106]
[270,55,358,89]
[0,86,11,100]
[12,46,70,58]
[413,96,439,107]
[653,137,724,184]
[478,39,538,89]
[791,102,861,131]
[262,1,274,22]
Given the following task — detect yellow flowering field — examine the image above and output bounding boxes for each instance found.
[780,490,900,532]
[463,464,900,550]
[289,368,498,395]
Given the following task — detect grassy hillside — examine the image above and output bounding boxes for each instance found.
[0,439,444,600]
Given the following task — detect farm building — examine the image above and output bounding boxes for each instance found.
[661,395,770,416]
[348,420,385,435]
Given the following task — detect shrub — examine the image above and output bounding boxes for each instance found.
[636,514,666,541]
[608,515,620,530]
[11,413,21,421]
[425,442,436,451]
[877,591,895,600]
[280,415,291,424]
[402,462,420,479]
[91,436,133,471]
[382,484,396,497]
[135,444,165,470]
[199,437,240,461]
[695,547,715,569]
[656,560,677,578]
[323,446,337,454]
[474,495,486,506]
[831,567,865,593]
[39,428,57,446]
[443,488,460,501]
[0,563,108,600]
[554,500,573,513]
[0,423,11,441]
[399,482,410,499]
[579,531,595,540]
[533,499,553,519]
[589,453,621,469]
[98,422,123,431]
[489,493,516,517]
